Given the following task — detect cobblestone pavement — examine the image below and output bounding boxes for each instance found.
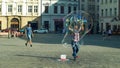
[0,34,120,68]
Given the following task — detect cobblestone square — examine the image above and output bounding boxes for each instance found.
[0,34,120,68]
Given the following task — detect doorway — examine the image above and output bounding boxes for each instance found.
[44,21,49,30]
[11,18,19,30]
[54,21,63,33]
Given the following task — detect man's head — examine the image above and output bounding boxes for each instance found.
[28,23,31,27]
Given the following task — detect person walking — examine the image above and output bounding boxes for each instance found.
[108,29,112,39]
[25,23,33,47]
[102,29,107,40]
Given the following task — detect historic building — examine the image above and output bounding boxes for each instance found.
[0,0,41,31]
[79,0,100,34]
[99,0,120,34]
[0,0,78,32]
[41,0,78,32]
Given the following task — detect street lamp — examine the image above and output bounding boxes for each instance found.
[41,0,43,28]
[6,16,10,39]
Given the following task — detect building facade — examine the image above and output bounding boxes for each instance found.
[41,0,78,32]
[0,0,78,32]
[0,0,42,31]
[79,0,100,34]
[99,0,120,34]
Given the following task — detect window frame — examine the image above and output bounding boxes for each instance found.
[8,5,13,12]
[34,5,38,13]
[28,5,32,13]
[18,5,22,12]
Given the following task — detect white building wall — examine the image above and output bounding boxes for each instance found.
[1,0,6,16]
[22,1,27,16]
[41,0,78,32]
[99,0,119,32]
[99,1,119,17]
[0,0,78,31]
[1,0,41,16]
[0,0,41,30]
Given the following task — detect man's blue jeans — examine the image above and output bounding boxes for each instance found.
[71,41,79,58]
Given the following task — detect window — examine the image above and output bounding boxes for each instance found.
[44,21,49,30]
[88,5,95,11]
[91,0,95,2]
[105,0,108,4]
[68,6,71,13]
[97,14,99,19]
[97,6,99,11]
[54,6,58,14]
[101,0,103,4]
[45,6,49,13]
[118,25,120,31]
[101,9,104,16]
[105,9,108,16]
[60,6,64,14]
[113,25,117,31]
[74,6,77,11]
[18,5,22,12]
[110,8,112,16]
[114,8,117,16]
[101,23,103,32]
[97,0,99,2]
[91,5,95,11]
[8,5,12,12]
[106,23,111,31]
[82,0,85,2]
[34,6,38,13]
[110,0,112,3]
[0,5,1,12]
[28,6,32,12]
[89,0,95,2]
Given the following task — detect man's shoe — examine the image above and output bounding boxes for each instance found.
[76,56,80,58]
[25,43,27,46]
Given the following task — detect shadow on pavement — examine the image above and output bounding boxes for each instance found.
[82,35,120,49]
[16,54,58,60]
[19,33,64,44]
[15,54,73,61]
[19,34,120,49]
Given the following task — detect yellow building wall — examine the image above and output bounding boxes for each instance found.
[0,17,7,30]
[0,16,40,30]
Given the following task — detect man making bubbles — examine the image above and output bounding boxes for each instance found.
[69,23,84,61]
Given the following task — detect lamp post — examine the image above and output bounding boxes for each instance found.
[41,0,42,28]
[50,0,51,31]
[6,16,10,39]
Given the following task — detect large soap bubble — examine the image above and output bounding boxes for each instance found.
[62,10,93,48]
